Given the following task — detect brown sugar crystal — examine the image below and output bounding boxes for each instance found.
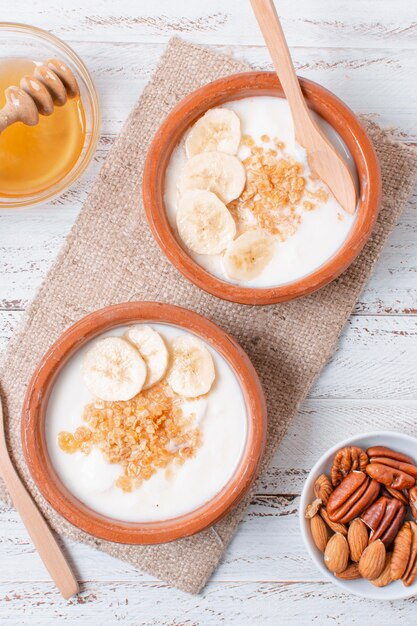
[58,382,202,492]
[229,137,329,241]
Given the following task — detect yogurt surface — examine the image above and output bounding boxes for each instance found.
[46,323,247,522]
[164,96,357,288]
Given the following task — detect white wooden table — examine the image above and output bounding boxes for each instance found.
[0,1,416,623]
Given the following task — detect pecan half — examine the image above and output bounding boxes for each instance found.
[403,521,417,586]
[331,446,368,486]
[338,479,380,524]
[370,456,417,479]
[409,486,417,519]
[361,496,406,547]
[391,521,412,580]
[366,462,415,490]
[367,446,414,465]
[362,496,388,531]
[380,505,406,547]
[382,485,409,506]
[327,472,367,520]
[327,472,379,524]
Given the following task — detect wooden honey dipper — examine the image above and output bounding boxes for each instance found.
[0,58,79,134]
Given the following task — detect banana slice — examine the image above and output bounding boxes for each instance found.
[176,190,236,255]
[125,325,169,389]
[82,337,146,401]
[178,152,245,204]
[185,108,241,157]
[167,335,215,398]
[223,230,275,281]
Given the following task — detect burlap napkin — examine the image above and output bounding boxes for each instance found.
[0,38,416,594]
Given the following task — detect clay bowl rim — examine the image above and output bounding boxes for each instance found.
[143,71,381,305]
[21,301,267,545]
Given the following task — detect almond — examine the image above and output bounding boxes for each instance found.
[335,562,361,580]
[348,518,368,562]
[391,521,412,580]
[310,513,328,552]
[371,553,393,587]
[324,533,349,574]
[320,507,348,536]
[358,539,386,580]
[314,474,333,505]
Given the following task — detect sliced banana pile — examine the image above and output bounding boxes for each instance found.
[82,326,215,402]
[176,107,276,280]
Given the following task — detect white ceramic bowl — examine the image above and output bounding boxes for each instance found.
[300,431,417,600]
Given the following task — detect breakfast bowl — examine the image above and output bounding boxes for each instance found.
[22,301,266,544]
[300,431,417,600]
[143,72,381,305]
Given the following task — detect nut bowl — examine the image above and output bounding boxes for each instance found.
[300,431,417,600]
[143,72,381,305]
[22,301,267,544]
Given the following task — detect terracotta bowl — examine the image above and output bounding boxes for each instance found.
[21,302,267,544]
[143,72,381,305]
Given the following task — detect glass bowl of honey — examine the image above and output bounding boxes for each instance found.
[0,23,100,208]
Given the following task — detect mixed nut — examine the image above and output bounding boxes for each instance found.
[305,445,417,588]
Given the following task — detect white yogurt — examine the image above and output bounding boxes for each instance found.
[164,96,357,287]
[46,323,247,522]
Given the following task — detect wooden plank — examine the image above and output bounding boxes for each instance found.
[1,43,415,140]
[5,0,417,49]
[0,495,317,584]
[0,580,416,624]
[0,188,416,315]
[71,42,417,141]
[1,312,416,397]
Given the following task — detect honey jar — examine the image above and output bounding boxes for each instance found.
[0,24,100,208]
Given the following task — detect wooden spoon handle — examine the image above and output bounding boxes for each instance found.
[0,456,79,599]
[250,0,310,126]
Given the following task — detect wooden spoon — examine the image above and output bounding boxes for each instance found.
[0,395,79,599]
[250,0,357,214]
